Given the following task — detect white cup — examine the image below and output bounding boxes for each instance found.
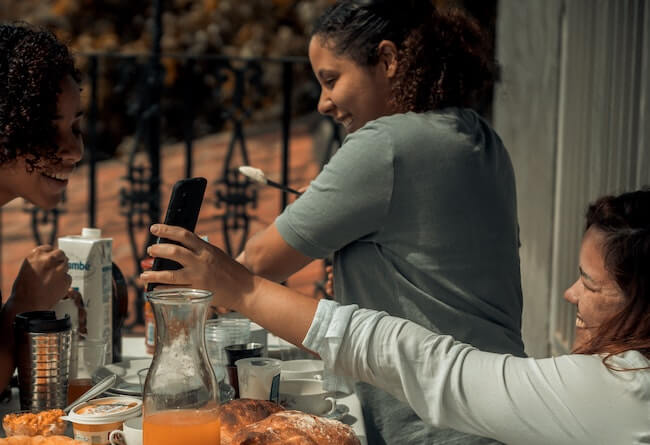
[280,359,324,381]
[237,357,282,402]
[109,416,142,445]
[279,378,336,416]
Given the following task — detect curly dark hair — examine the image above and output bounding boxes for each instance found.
[0,23,81,171]
[574,187,650,367]
[312,0,495,112]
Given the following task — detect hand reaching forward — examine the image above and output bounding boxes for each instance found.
[140,224,256,311]
[10,245,71,311]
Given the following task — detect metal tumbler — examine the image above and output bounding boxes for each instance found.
[14,311,72,411]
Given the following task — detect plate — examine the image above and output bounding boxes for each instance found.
[323,402,350,421]
[93,358,151,396]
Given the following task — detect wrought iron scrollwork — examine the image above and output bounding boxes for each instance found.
[23,198,66,247]
[119,0,165,325]
[213,59,265,256]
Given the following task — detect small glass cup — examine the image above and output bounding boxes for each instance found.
[137,368,149,392]
[205,318,251,381]
[67,339,107,405]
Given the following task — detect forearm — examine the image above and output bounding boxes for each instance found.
[241,224,313,283]
[230,275,320,350]
[304,302,615,445]
[0,299,25,390]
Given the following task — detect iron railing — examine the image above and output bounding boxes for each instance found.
[2,1,341,324]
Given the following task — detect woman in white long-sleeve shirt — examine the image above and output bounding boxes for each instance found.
[142,188,650,444]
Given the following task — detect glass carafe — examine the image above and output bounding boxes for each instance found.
[142,289,221,445]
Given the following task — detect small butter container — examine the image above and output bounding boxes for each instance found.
[63,396,142,445]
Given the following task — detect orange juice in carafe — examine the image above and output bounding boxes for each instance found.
[142,289,221,445]
[143,409,220,445]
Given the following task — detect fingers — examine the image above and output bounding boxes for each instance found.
[32,245,53,253]
[140,269,190,286]
[215,305,230,315]
[147,242,195,266]
[150,224,205,253]
[325,265,334,297]
[30,246,68,270]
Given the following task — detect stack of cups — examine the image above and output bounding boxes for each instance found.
[14,311,72,411]
[205,317,251,383]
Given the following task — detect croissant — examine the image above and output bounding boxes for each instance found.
[218,398,285,445]
[228,410,360,445]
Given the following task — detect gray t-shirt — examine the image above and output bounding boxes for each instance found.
[276,109,524,444]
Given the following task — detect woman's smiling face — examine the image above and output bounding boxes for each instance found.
[563,227,627,350]
[0,75,84,209]
[309,35,395,134]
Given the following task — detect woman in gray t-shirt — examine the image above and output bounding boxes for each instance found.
[149,2,522,444]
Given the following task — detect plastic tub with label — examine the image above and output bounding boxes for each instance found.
[63,396,142,444]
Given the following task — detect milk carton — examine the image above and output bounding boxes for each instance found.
[56,228,113,363]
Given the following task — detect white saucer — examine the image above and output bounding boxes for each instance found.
[93,358,152,396]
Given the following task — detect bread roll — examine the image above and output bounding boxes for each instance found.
[0,436,85,445]
[228,410,360,445]
[218,398,285,444]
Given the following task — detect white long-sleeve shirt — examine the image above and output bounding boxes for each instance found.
[303,300,650,445]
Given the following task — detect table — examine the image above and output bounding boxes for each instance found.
[0,336,367,444]
[122,336,368,445]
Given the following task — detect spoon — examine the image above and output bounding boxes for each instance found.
[238,166,302,196]
[63,374,117,413]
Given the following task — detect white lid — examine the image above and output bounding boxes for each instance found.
[235,357,281,369]
[81,228,102,238]
[63,396,142,425]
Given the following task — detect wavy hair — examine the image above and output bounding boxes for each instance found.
[311,0,495,112]
[0,23,81,171]
[573,188,650,367]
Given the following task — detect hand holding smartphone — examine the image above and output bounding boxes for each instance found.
[146,177,207,292]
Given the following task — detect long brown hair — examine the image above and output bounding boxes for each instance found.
[572,188,650,368]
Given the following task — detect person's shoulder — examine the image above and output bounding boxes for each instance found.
[368,110,458,132]
[351,112,445,148]
[576,351,650,399]
[370,108,493,140]
[607,350,650,378]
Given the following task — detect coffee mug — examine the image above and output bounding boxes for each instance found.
[280,359,324,381]
[109,416,142,445]
[279,378,336,416]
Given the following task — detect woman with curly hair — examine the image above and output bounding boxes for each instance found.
[153,2,520,442]
[145,188,650,444]
[0,23,83,390]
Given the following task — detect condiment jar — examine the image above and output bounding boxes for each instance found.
[63,396,142,445]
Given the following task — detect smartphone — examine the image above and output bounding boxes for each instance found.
[146,177,207,292]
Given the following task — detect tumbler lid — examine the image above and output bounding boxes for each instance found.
[14,311,71,333]
[225,343,264,365]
